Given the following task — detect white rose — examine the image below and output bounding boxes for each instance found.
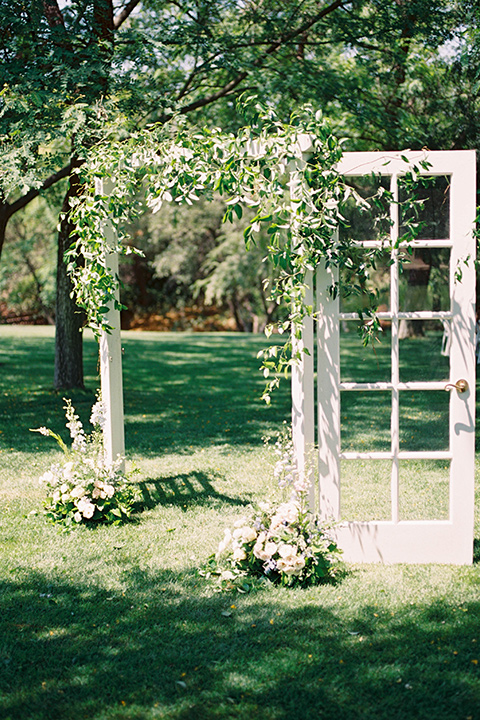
[104,484,115,498]
[240,526,257,543]
[232,547,247,561]
[264,541,277,557]
[71,485,86,499]
[294,556,306,571]
[278,543,296,558]
[253,539,277,562]
[217,529,232,555]
[76,497,88,513]
[82,503,95,519]
[276,557,292,572]
[73,511,82,523]
[253,542,266,560]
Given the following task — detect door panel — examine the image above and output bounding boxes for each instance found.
[316,150,476,564]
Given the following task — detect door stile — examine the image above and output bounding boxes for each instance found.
[291,271,316,509]
[447,153,476,561]
[316,260,340,520]
[390,173,400,524]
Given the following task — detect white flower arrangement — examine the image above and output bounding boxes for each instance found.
[205,426,341,589]
[31,396,134,526]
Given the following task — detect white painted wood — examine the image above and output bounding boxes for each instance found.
[317,150,476,564]
[291,275,315,507]
[447,150,476,563]
[340,311,453,320]
[389,173,400,525]
[334,521,469,564]
[290,152,316,508]
[316,260,340,519]
[341,451,453,460]
[95,178,125,465]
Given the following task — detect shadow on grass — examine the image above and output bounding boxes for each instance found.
[134,471,249,513]
[1,568,480,720]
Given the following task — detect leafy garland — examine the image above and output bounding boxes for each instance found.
[68,103,343,387]
[68,100,425,397]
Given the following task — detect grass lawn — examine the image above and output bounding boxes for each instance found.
[1,325,479,720]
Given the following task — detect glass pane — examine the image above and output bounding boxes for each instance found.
[399,175,450,240]
[339,249,391,313]
[399,391,449,452]
[340,460,391,521]
[399,459,450,520]
[340,321,391,383]
[398,247,450,312]
[341,391,391,452]
[339,175,392,244]
[399,321,450,382]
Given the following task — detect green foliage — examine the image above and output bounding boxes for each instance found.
[68,99,436,399]
[2,0,478,342]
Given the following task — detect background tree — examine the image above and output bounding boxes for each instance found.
[0,197,57,324]
[1,0,474,380]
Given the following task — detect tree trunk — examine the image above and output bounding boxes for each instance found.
[54,165,85,390]
[0,200,10,261]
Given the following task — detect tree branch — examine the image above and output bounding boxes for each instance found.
[7,163,74,218]
[42,0,66,30]
[94,0,114,43]
[114,0,142,29]
[178,0,347,115]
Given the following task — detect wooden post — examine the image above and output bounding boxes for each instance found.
[96,178,125,465]
[291,277,315,508]
[290,137,316,508]
[316,259,340,519]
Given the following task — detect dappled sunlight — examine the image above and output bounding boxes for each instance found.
[1,568,480,719]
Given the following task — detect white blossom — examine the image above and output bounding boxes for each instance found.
[90,399,106,431]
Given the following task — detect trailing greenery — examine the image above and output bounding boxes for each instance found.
[68,102,343,334]
[69,100,436,406]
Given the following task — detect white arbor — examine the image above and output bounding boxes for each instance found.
[96,147,476,564]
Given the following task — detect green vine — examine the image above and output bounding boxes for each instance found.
[68,99,430,400]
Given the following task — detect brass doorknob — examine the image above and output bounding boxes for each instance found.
[444,379,469,393]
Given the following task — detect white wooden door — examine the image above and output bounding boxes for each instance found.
[313,150,476,564]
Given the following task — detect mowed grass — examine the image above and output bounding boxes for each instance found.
[1,325,480,720]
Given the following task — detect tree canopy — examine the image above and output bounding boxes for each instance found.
[0,0,478,385]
